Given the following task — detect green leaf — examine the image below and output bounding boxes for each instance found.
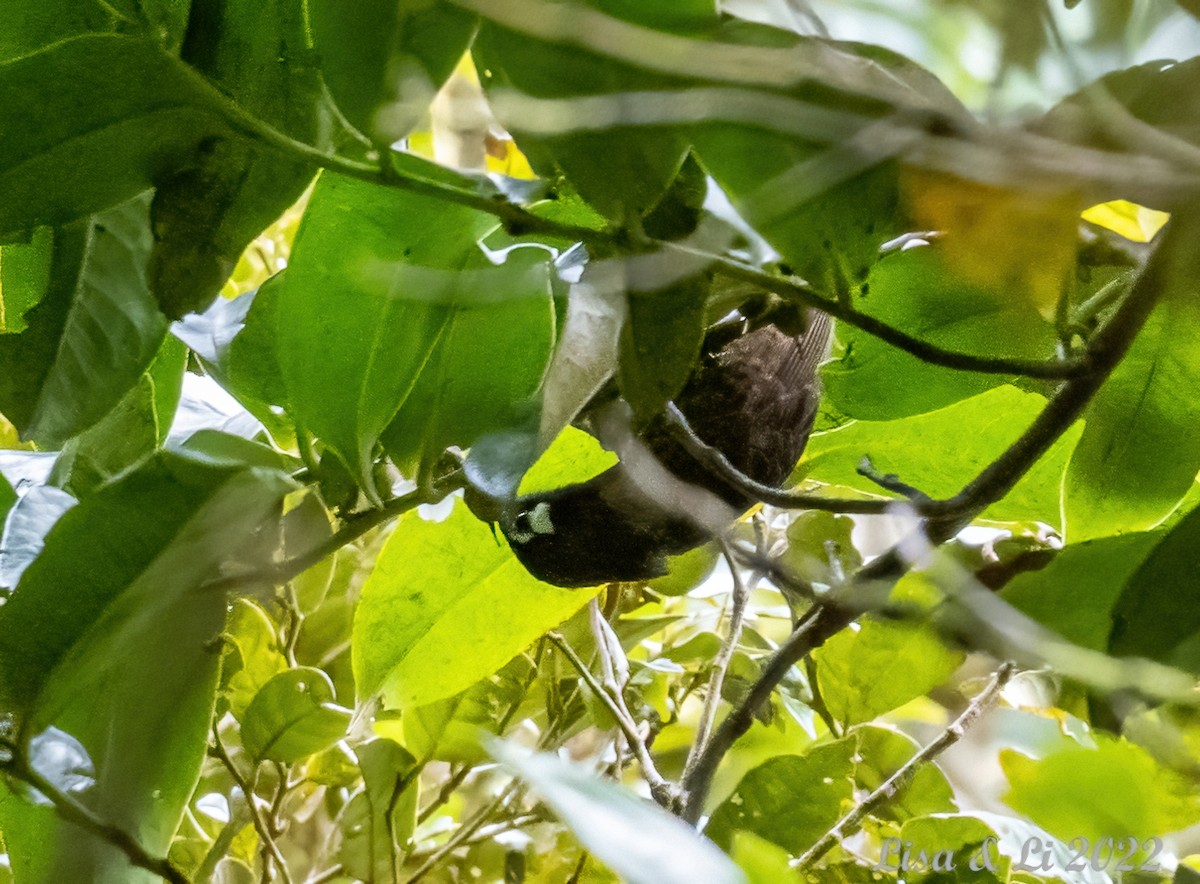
[241,667,352,763]
[895,815,1009,881]
[814,615,963,726]
[0,449,293,719]
[276,173,555,492]
[150,0,324,318]
[852,726,956,822]
[1064,217,1200,540]
[1001,532,1160,652]
[0,34,229,236]
[222,599,289,719]
[1034,57,1200,158]
[0,197,169,446]
[0,472,14,525]
[403,656,536,765]
[1110,506,1200,672]
[309,0,476,142]
[1001,736,1200,842]
[493,742,748,884]
[0,450,291,883]
[51,333,187,497]
[0,0,188,62]
[337,739,419,883]
[705,740,855,854]
[819,247,1059,421]
[172,280,293,444]
[802,385,1081,530]
[731,832,802,884]
[353,501,591,709]
[618,276,708,423]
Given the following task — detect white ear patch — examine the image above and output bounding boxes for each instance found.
[528,501,555,535]
[509,501,555,545]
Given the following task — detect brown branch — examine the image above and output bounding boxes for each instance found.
[708,256,1090,379]
[794,661,1015,868]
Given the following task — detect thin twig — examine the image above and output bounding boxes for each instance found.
[706,254,1091,379]
[663,404,954,516]
[0,748,190,884]
[856,456,931,502]
[546,632,675,807]
[681,543,753,790]
[794,662,1016,868]
[206,473,464,594]
[211,725,294,884]
[405,782,523,883]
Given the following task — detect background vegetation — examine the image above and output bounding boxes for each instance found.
[1,0,1200,881]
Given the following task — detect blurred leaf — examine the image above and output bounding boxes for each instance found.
[493,742,747,884]
[693,36,967,298]
[814,616,963,726]
[802,385,1081,531]
[904,169,1081,316]
[1064,216,1200,540]
[820,247,1059,420]
[1001,532,1160,652]
[0,196,168,446]
[1001,737,1200,842]
[353,501,590,709]
[310,0,476,143]
[242,668,352,763]
[0,34,230,235]
[1033,57,1200,162]
[0,450,288,882]
[275,173,556,494]
[284,493,336,612]
[705,740,855,853]
[340,739,419,881]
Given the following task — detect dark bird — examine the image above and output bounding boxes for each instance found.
[502,302,832,588]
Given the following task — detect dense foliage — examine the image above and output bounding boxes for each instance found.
[2,0,1200,882]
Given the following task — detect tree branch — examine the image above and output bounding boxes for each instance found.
[706,254,1091,379]
[1,746,190,884]
[794,661,1015,868]
[546,632,675,807]
[206,472,465,594]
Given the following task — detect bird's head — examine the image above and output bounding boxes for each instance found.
[498,477,682,588]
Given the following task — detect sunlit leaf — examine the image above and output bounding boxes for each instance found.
[353,501,590,709]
